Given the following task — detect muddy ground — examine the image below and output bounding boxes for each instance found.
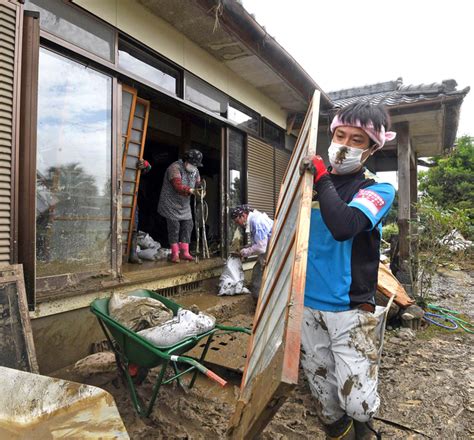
[64,267,473,439]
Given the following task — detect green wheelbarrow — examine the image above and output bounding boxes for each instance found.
[90,289,251,417]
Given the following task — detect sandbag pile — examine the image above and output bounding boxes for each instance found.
[138,309,216,347]
[108,293,216,347]
[136,231,171,261]
[108,293,173,332]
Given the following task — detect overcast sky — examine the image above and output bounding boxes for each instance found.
[242,0,473,138]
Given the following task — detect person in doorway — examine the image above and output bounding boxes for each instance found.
[299,101,396,439]
[129,159,152,264]
[157,149,204,263]
[230,204,273,300]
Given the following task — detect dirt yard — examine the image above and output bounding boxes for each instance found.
[64,267,473,439]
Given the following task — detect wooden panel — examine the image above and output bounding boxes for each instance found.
[229,91,321,439]
[0,264,39,373]
[120,86,150,256]
[0,0,20,263]
[274,148,290,212]
[247,136,275,218]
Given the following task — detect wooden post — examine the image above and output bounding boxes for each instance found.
[409,150,418,295]
[396,122,412,291]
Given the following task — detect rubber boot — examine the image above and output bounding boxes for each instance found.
[354,420,380,439]
[170,243,180,263]
[129,232,142,264]
[324,415,355,440]
[179,242,194,261]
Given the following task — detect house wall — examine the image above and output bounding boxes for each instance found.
[72,0,287,128]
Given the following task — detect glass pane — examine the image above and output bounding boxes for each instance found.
[118,42,178,95]
[228,102,259,134]
[123,182,134,194]
[122,91,133,136]
[128,144,140,157]
[132,116,144,131]
[130,129,142,143]
[263,120,285,148]
[122,233,129,242]
[25,0,115,61]
[135,104,145,118]
[124,168,136,181]
[185,73,228,115]
[122,221,130,232]
[123,195,133,206]
[123,208,132,219]
[125,156,138,169]
[36,48,112,277]
[228,129,245,250]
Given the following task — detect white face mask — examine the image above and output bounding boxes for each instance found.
[185,163,197,173]
[328,142,369,174]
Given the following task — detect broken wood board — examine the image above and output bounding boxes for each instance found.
[378,263,415,308]
[228,91,320,439]
[0,264,39,373]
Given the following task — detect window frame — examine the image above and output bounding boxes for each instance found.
[24,0,118,65]
[118,36,183,97]
[227,99,261,136]
[262,117,286,149]
[33,45,118,301]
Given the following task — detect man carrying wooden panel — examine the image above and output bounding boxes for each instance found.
[300,101,396,439]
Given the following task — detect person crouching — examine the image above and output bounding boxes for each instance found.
[230,205,273,300]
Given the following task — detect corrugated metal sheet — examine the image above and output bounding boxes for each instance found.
[0,1,17,263]
[247,136,275,218]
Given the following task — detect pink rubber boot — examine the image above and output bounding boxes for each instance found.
[179,242,194,261]
[170,243,180,263]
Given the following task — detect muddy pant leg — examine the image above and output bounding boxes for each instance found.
[179,219,194,243]
[301,307,345,424]
[328,308,386,422]
[166,219,180,244]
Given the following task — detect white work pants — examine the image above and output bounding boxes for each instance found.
[301,306,388,424]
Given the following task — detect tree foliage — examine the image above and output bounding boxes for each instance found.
[419,136,474,236]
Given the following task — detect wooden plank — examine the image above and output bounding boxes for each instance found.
[0,264,39,373]
[229,91,320,439]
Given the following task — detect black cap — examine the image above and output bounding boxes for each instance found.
[184,149,203,167]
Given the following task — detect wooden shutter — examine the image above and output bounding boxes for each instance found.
[274,148,290,213]
[0,0,22,264]
[247,136,275,218]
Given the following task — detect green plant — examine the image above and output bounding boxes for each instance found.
[410,197,471,301]
[419,136,474,239]
[382,222,398,241]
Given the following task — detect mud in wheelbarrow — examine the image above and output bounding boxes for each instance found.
[90,289,251,417]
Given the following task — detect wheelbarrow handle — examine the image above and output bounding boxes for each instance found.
[173,355,227,387]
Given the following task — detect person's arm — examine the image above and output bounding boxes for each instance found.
[240,237,268,257]
[168,163,192,196]
[315,175,371,241]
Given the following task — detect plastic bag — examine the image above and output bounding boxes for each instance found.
[137,231,161,250]
[218,255,250,296]
[108,293,173,331]
[138,309,216,347]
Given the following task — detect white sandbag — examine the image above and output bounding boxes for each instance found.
[137,247,160,261]
[218,255,250,296]
[138,309,216,347]
[155,248,171,260]
[137,231,161,250]
[108,293,173,331]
